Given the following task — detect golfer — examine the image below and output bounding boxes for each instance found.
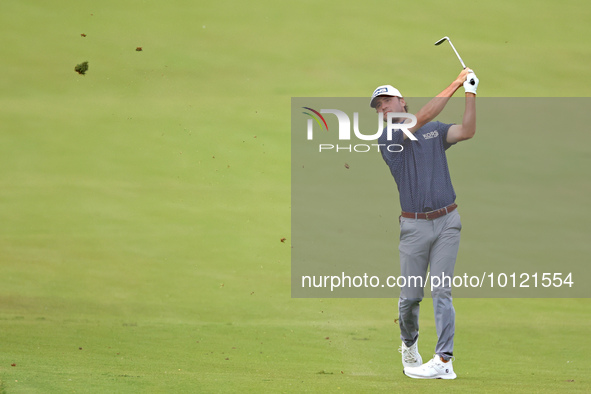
[370,68,478,379]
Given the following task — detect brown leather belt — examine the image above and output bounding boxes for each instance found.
[401,203,457,220]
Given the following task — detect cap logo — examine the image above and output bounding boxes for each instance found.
[373,87,388,96]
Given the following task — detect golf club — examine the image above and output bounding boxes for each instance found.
[434,36,475,85]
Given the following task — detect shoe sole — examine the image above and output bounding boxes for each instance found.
[403,370,457,380]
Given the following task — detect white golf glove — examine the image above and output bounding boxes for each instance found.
[464,72,479,95]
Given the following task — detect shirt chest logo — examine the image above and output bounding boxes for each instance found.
[423,130,439,140]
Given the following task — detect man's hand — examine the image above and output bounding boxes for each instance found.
[464,71,479,95]
[454,68,472,85]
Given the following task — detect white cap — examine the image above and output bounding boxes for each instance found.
[369,85,403,108]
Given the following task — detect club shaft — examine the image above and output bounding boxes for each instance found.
[446,39,466,69]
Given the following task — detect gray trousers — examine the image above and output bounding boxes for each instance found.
[398,209,461,359]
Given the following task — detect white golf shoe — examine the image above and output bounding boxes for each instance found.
[403,354,457,379]
[398,339,422,368]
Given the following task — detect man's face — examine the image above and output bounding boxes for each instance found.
[374,96,407,122]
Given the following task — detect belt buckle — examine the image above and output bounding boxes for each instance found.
[424,212,431,220]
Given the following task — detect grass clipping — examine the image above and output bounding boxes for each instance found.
[74,61,89,75]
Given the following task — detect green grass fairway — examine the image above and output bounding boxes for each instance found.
[1,0,590,392]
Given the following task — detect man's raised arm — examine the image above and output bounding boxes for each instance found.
[409,68,474,133]
[446,71,478,143]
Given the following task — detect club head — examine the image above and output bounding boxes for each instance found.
[434,36,449,46]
